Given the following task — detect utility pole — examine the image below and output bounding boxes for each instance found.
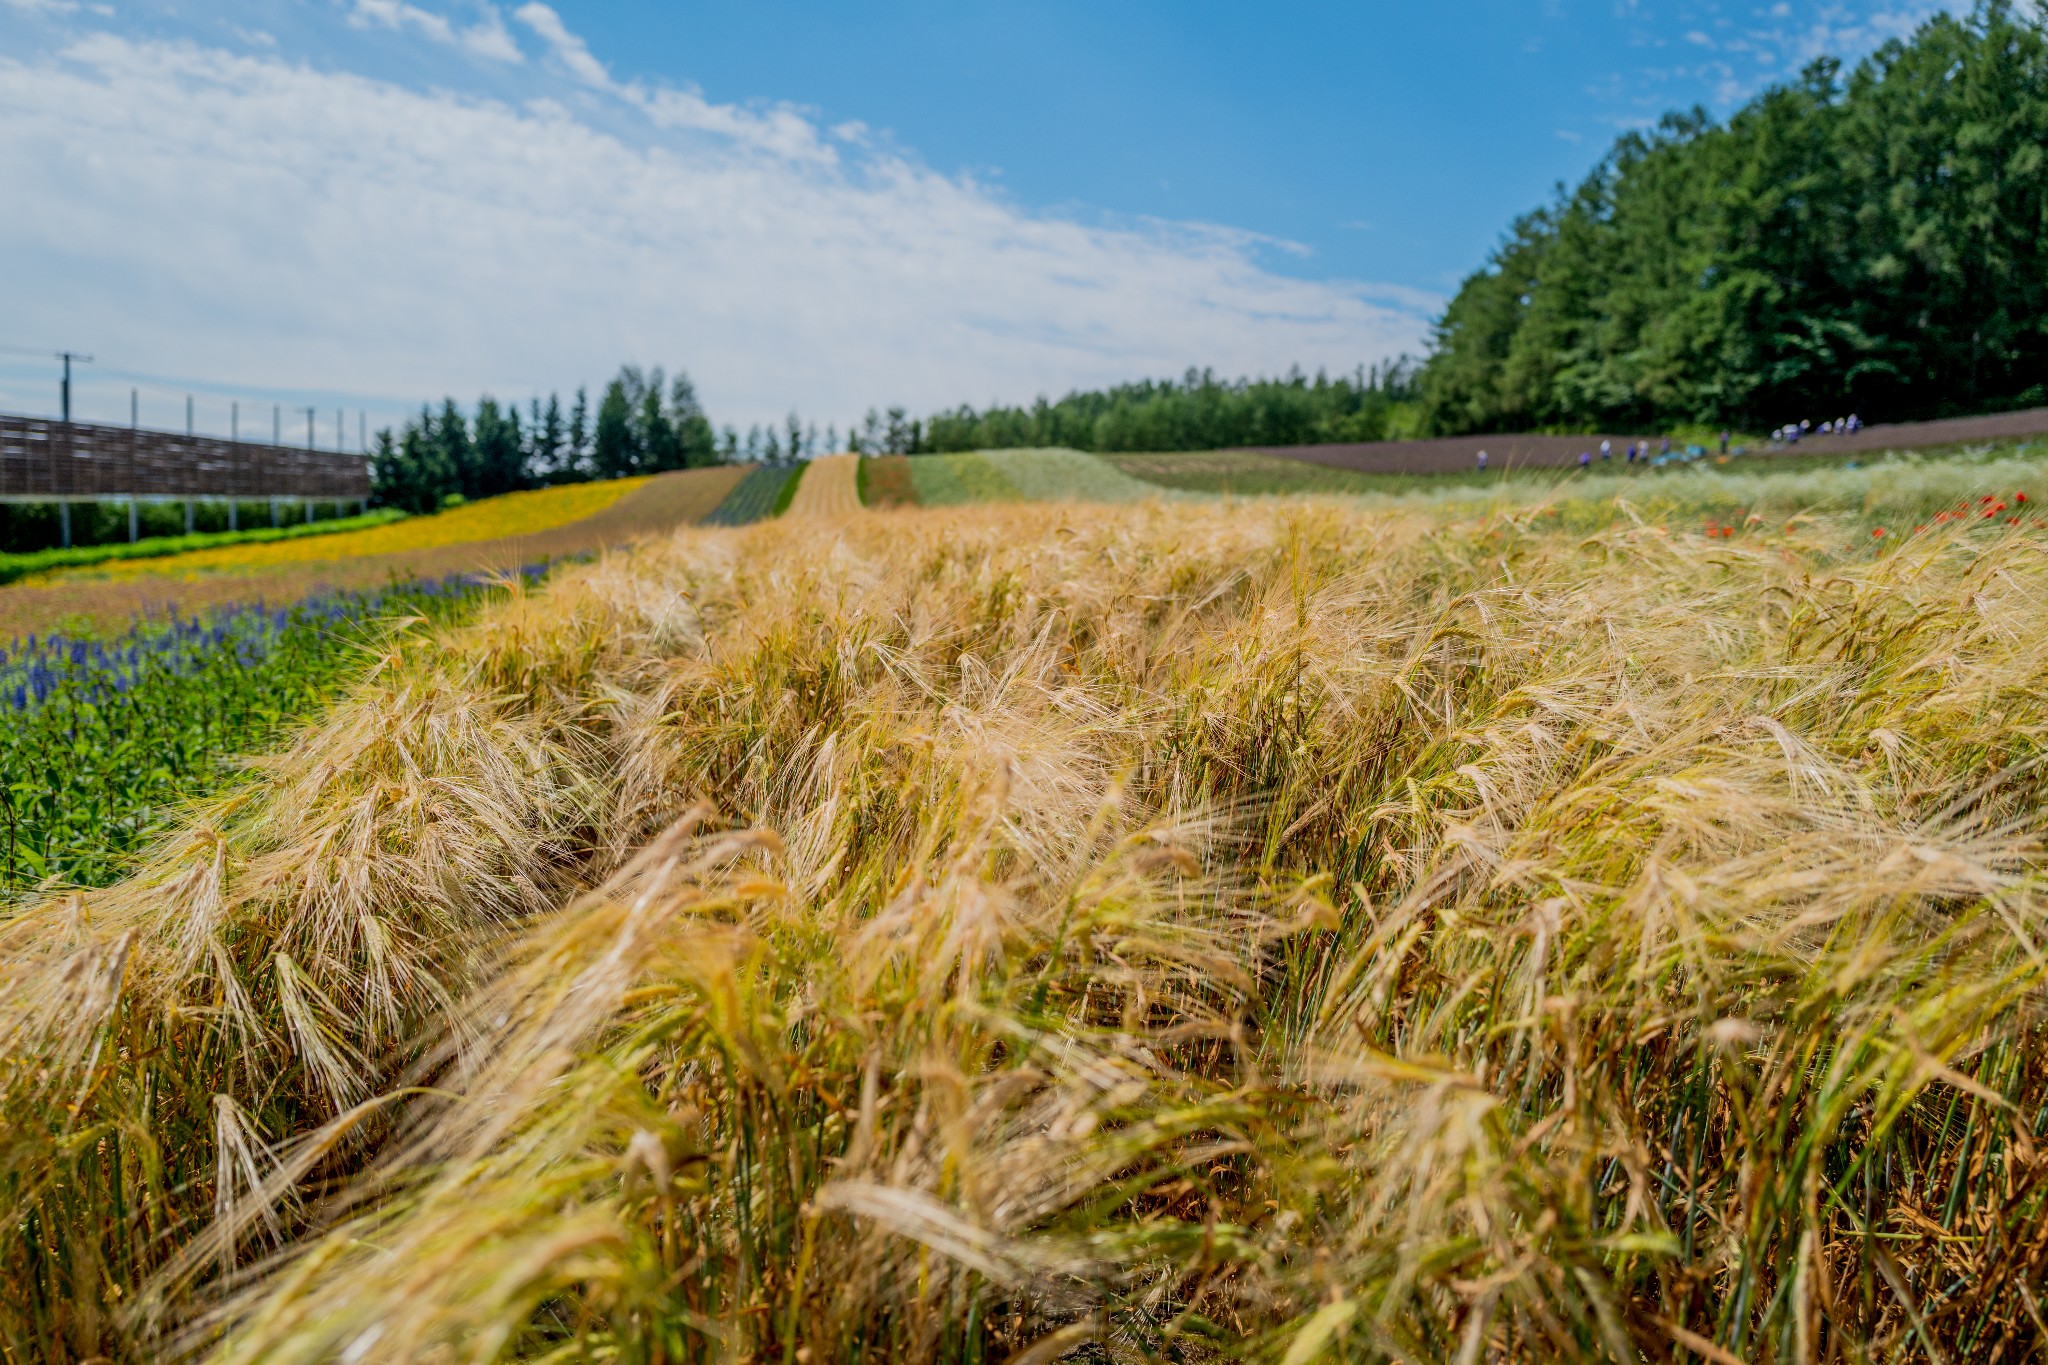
[358,411,366,455]
[56,351,92,422]
[186,395,193,437]
[335,408,343,452]
[273,404,281,445]
[304,406,316,450]
[130,389,137,429]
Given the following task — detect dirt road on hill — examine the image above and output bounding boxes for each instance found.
[1246,405,2048,475]
[0,466,749,639]
[783,454,862,517]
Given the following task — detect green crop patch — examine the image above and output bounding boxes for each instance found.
[0,509,407,586]
[702,465,799,525]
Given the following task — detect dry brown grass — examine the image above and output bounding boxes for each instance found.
[4,494,2048,1363]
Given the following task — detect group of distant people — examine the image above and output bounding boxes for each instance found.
[1584,436,1679,466]
[1474,431,1723,472]
[1472,415,1861,473]
[1773,415,1861,444]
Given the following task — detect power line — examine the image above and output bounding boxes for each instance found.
[58,352,92,423]
[0,344,399,429]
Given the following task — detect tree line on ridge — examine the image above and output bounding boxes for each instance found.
[370,367,836,514]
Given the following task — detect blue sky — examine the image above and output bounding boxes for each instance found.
[0,0,1959,439]
[542,0,1949,294]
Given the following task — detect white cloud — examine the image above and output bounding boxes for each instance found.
[0,32,1432,430]
[507,3,831,163]
[458,6,521,63]
[512,2,606,86]
[1,0,79,14]
[346,0,522,65]
[630,84,838,165]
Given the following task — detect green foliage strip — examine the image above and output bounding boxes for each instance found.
[0,509,406,586]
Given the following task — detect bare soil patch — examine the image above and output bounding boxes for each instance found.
[1245,405,2048,475]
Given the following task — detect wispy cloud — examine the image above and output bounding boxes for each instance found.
[510,2,603,85]
[0,23,1432,428]
[346,0,521,65]
[1704,1,1962,101]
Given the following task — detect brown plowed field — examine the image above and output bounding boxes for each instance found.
[1246,405,2048,475]
[858,455,918,508]
[0,466,748,639]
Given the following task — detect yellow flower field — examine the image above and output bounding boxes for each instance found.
[29,478,650,583]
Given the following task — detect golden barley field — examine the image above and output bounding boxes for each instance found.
[783,453,862,517]
[6,482,2048,1363]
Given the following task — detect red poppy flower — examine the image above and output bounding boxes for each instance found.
[2017,492,2029,504]
[1871,527,1886,538]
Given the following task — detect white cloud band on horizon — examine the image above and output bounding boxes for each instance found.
[0,25,1435,432]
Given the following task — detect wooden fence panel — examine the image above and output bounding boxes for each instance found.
[0,414,369,499]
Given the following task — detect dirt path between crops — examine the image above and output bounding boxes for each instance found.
[1244,405,2048,476]
[783,454,863,518]
[0,466,749,639]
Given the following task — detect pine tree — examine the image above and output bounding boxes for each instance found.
[472,397,523,496]
[567,387,590,479]
[386,405,458,512]
[537,394,567,481]
[523,398,544,481]
[369,427,412,510]
[594,379,639,480]
[434,399,477,498]
[640,383,681,472]
[670,373,718,467]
